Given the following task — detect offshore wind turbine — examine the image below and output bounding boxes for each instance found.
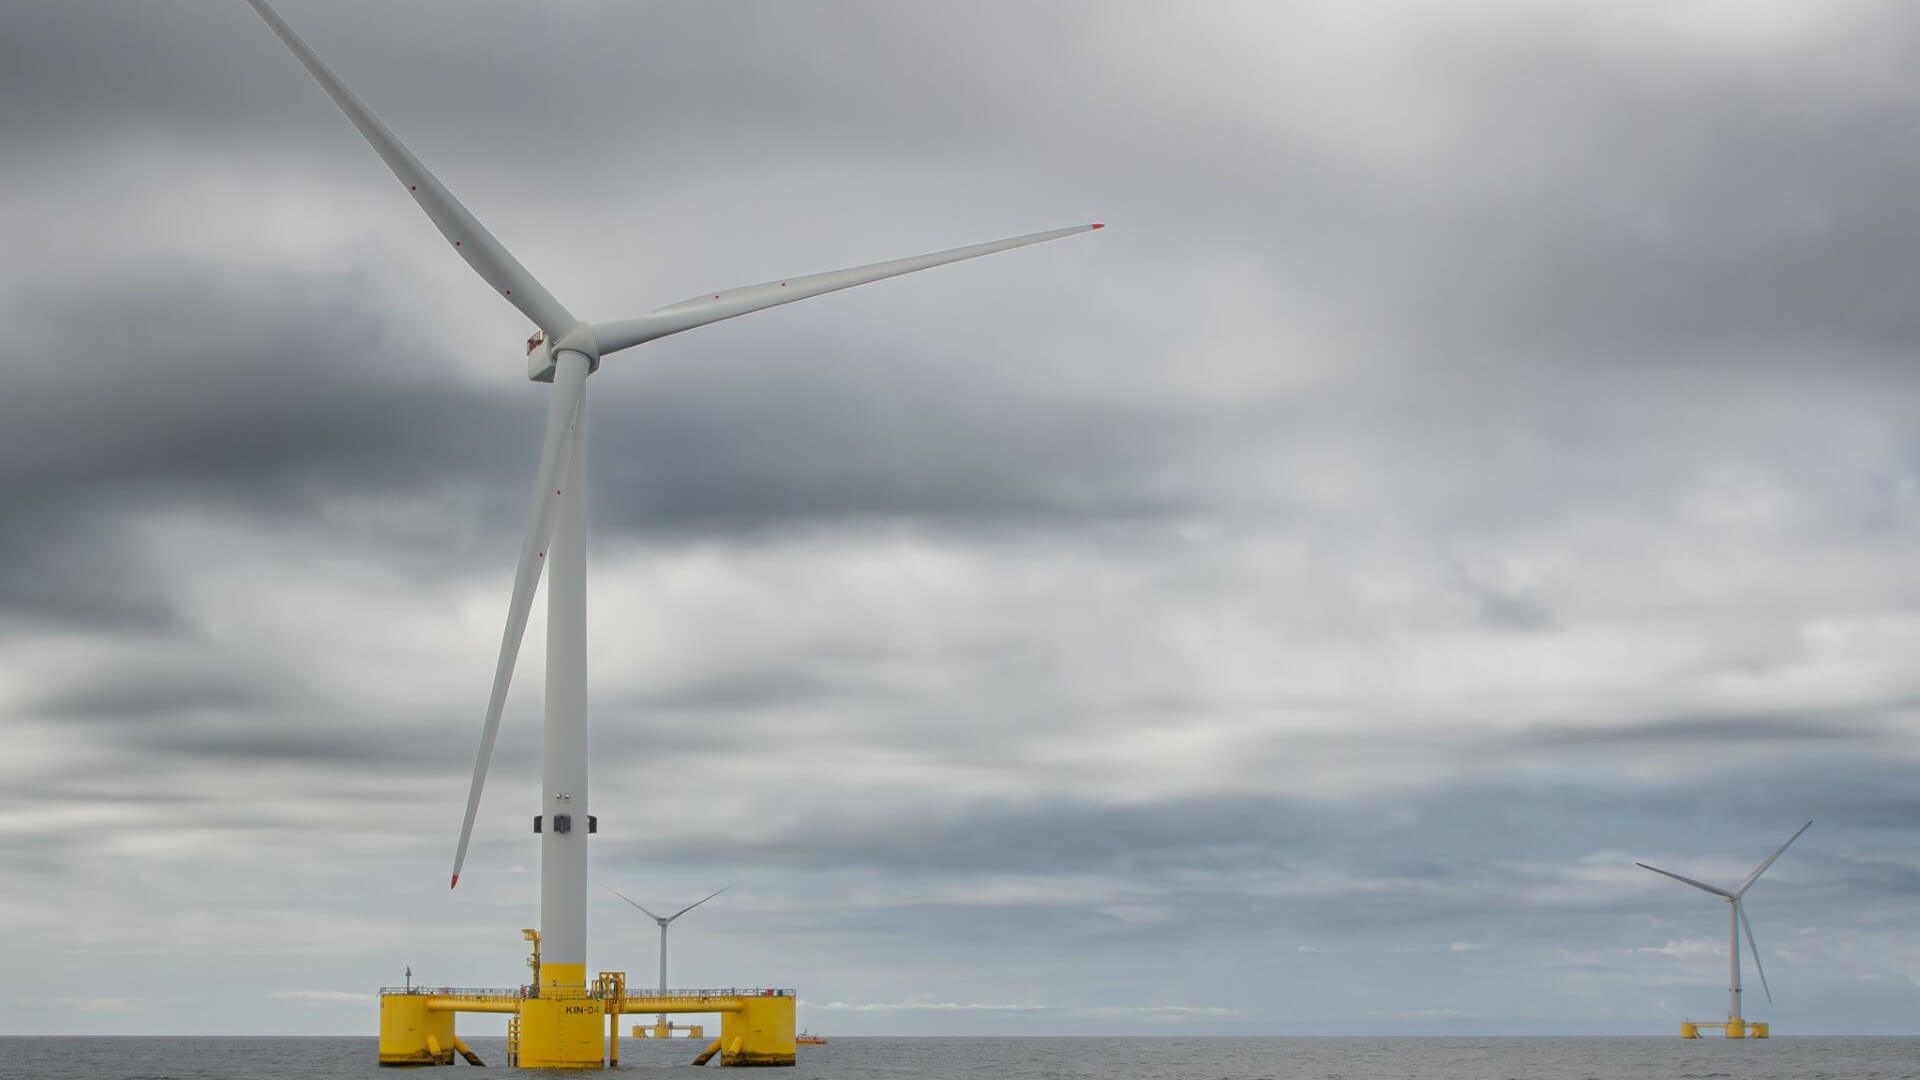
[245,0,1100,1002]
[604,884,730,1029]
[1637,820,1812,1025]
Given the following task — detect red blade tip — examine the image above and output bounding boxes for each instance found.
[1090,223,1105,229]
[450,874,460,889]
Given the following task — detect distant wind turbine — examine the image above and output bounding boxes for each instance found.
[1637,820,1811,1023]
[605,883,731,1028]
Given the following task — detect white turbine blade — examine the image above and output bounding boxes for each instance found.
[1737,900,1773,1005]
[244,0,577,338]
[1636,862,1734,899]
[666,884,732,923]
[449,355,589,887]
[1733,820,1813,899]
[601,883,665,922]
[593,224,1104,355]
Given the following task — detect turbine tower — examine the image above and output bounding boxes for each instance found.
[244,0,1099,1057]
[605,884,730,1030]
[1637,820,1811,1031]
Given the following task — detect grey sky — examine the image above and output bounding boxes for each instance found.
[1,0,1917,1036]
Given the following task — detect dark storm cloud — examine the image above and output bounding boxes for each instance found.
[0,524,186,631]
[0,273,523,628]
[3,2,1137,163]
[601,669,852,716]
[118,720,447,769]
[600,745,1920,892]
[14,1,1914,555]
[30,664,266,719]
[1412,14,1920,364]
[1,276,512,502]
[1521,708,1899,749]
[0,257,1202,634]
[731,792,1340,876]
[1613,763,1920,834]
[588,350,1194,536]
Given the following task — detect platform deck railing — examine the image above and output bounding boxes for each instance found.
[379,985,794,1000]
[380,986,525,997]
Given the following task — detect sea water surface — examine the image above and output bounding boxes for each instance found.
[3,1035,1916,1079]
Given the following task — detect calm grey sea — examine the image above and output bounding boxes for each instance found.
[2,1036,1916,1080]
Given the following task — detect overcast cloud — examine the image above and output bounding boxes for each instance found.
[2,0,1917,1036]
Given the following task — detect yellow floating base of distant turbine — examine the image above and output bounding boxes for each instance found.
[378,964,795,1068]
[1680,1018,1771,1038]
[634,1021,707,1038]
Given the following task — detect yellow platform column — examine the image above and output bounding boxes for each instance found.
[1752,1022,1769,1038]
[1725,1018,1745,1039]
[1680,1023,1700,1039]
[719,993,796,1067]
[517,964,606,1069]
[379,994,455,1066]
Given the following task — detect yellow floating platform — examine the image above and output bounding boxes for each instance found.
[1680,1018,1770,1039]
[379,974,796,1068]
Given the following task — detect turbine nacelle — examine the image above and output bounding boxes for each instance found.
[527,325,601,382]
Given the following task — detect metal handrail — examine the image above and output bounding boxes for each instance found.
[614,987,795,999]
[380,986,526,997]
[379,985,795,999]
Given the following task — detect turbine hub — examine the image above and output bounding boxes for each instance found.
[528,323,601,382]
